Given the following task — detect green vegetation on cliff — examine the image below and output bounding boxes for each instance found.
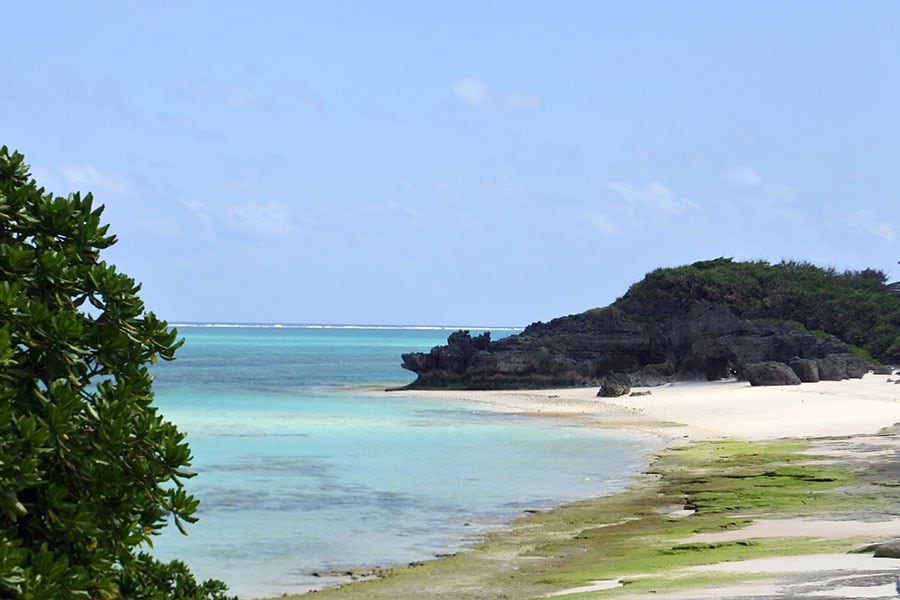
[618,258,900,363]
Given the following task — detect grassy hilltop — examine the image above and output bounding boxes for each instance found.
[616,258,900,364]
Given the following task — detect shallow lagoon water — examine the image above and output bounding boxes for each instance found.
[149,327,659,598]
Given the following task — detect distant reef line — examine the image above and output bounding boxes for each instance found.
[169,322,524,331]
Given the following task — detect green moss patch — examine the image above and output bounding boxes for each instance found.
[271,437,899,599]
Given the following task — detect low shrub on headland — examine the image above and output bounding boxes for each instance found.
[618,257,900,364]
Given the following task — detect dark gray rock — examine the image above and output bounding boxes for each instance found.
[872,365,893,375]
[789,358,820,383]
[817,355,849,381]
[628,363,672,387]
[844,356,868,378]
[401,301,856,390]
[873,539,900,558]
[598,372,631,397]
[742,362,802,386]
[400,330,493,388]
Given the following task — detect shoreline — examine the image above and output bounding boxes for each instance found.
[395,375,900,441]
[274,375,900,599]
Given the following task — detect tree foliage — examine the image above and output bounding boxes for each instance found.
[0,147,234,599]
[619,257,900,363]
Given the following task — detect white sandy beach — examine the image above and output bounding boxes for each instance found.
[399,374,900,599]
[399,374,900,442]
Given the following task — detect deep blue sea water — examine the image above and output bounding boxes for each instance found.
[148,326,659,598]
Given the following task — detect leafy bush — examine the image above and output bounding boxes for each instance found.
[619,257,900,363]
[0,147,235,599]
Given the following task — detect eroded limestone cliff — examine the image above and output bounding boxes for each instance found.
[401,300,860,389]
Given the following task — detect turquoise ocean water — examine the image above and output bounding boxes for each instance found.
[149,326,660,598]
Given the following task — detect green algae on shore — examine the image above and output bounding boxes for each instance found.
[273,435,899,599]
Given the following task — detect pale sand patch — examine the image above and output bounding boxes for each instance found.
[808,583,899,598]
[544,578,622,596]
[571,580,788,600]
[397,374,900,442]
[682,518,900,544]
[596,556,900,600]
[614,579,898,600]
[801,433,900,460]
[688,553,900,574]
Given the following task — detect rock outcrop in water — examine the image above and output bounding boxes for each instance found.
[401,300,858,390]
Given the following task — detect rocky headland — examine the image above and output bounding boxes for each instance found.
[402,259,899,391]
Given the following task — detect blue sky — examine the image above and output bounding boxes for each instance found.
[3,2,898,326]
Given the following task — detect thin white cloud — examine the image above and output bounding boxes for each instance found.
[158,113,226,142]
[759,182,796,202]
[167,73,264,111]
[451,77,540,111]
[723,165,798,206]
[34,163,136,199]
[181,198,213,228]
[167,73,216,103]
[225,86,261,110]
[724,165,762,188]
[452,77,490,108]
[607,181,698,216]
[226,201,297,238]
[52,68,143,122]
[841,209,896,242]
[503,91,541,110]
[583,210,621,238]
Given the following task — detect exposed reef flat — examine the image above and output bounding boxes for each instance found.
[274,375,900,599]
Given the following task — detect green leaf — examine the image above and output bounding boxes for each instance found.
[0,146,234,598]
